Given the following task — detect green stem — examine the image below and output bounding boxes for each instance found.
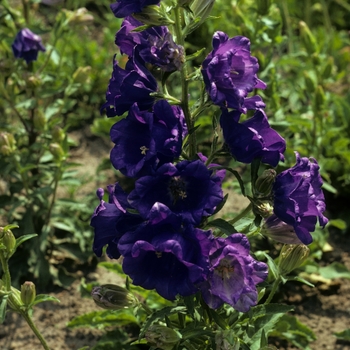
[173,6,196,159]
[229,203,252,225]
[0,252,11,291]
[280,0,294,53]
[20,310,51,350]
[264,276,281,305]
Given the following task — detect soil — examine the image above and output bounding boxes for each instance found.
[1,132,350,350]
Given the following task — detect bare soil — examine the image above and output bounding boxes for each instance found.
[1,131,350,350]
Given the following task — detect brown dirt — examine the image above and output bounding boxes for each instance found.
[1,133,350,350]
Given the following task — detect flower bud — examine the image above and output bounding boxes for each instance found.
[299,21,318,55]
[178,0,193,6]
[254,169,276,198]
[253,200,274,218]
[2,229,16,256]
[49,143,65,162]
[21,281,36,306]
[145,325,182,350]
[7,287,23,311]
[33,112,46,131]
[72,66,91,84]
[315,85,326,110]
[0,227,4,239]
[278,244,310,276]
[52,126,65,143]
[303,71,316,93]
[133,5,175,26]
[26,75,42,89]
[63,8,94,26]
[0,132,16,154]
[215,330,240,350]
[189,0,215,31]
[261,215,303,245]
[321,56,334,80]
[91,284,138,310]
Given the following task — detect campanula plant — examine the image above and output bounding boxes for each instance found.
[88,0,328,349]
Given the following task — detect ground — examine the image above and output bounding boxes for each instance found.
[1,130,350,350]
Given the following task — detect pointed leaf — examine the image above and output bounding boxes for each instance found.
[15,234,38,250]
[334,329,350,341]
[205,218,237,235]
[31,294,60,307]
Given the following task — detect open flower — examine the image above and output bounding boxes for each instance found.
[201,32,266,113]
[12,28,46,64]
[220,108,286,167]
[90,184,144,259]
[199,234,268,312]
[110,100,186,177]
[110,0,160,18]
[118,203,211,300]
[116,16,184,72]
[101,51,158,117]
[128,160,224,224]
[272,152,328,245]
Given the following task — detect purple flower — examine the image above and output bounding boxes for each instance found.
[90,184,144,259]
[220,108,286,167]
[110,0,160,18]
[199,234,268,312]
[116,16,184,72]
[12,28,46,64]
[110,100,187,177]
[118,203,212,300]
[101,52,158,117]
[128,160,224,224]
[201,32,266,113]
[272,152,328,245]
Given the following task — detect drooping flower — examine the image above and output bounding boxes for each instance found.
[128,159,224,225]
[90,184,144,259]
[110,0,160,18]
[118,203,212,300]
[201,32,266,113]
[220,108,286,167]
[101,51,158,117]
[199,234,268,312]
[110,100,187,177]
[12,28,46,64]
[116,16,184,72]
[272,152,328,245]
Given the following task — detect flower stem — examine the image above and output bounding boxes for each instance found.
[229,203,252,225]
[264,276,281,304]
[20,310,51,350]
[0,252,11,291]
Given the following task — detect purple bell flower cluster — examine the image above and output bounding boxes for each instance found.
[92,1,328,313]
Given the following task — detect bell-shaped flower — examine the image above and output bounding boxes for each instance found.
[128,160,224,225]
[101,51,158,117]
[116,16,184,72]
[118,203,212,300]
[220,108,286,167]
[272,152,328,245]
[110,0,160,18]
[201,32,266,113]
[12,28,46,64]
[199,234,268,312]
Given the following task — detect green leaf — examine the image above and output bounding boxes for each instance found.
[0,295,8,324]
[328,219,347,230]
[67,309,138,329]
[205,218,237,235]
[318,262,350,279]
[15,234,38,250]
[31,294,60,307]
[98,262,125,276]
[334,329,350,341]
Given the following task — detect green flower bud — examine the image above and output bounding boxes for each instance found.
[278,244,310,276]
[178,0,193,6]
[145,325,182,350]
[215,330,240,350]
[91,284,138,310]
[190,0,215,28]
[299,21,318,55]
[2,229,16,256]
[7,287,24,311]
[321,56,334,80]
[21,281,36,306]
[52,126,65,143]
[257,0,271,16]
[49,143,65,162]
[26,75,42,89]
[303,71,316,93]
[72,66,91,84]
[0,145,12,156]
[63,7,94,26]
[133,5,175,26]
[253,200,274,218]
[33,112,46,131]
[0,132,16,154]
[254,169,276,198]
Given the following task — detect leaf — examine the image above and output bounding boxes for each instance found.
[98,262,125,276]
[0,295,8,324]
[67,309,138,329]
[318,262,350,280]
[15,234,38,250]
[205,218,237,235]
[31,294,60,307]
[334,329,350,341]
[328,219,347,230]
